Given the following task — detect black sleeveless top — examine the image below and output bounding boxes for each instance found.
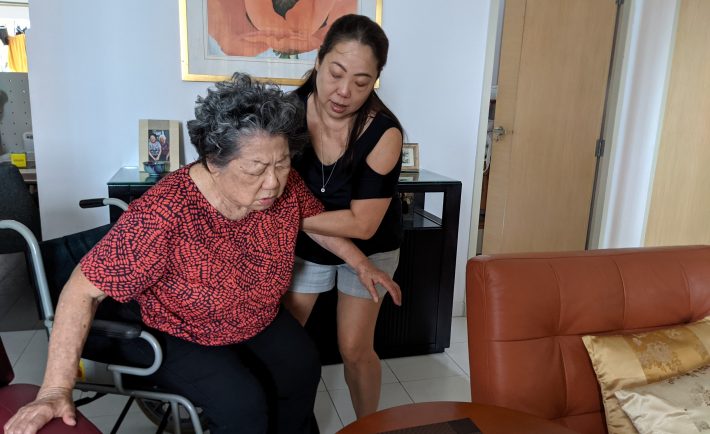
[293,98,403,265]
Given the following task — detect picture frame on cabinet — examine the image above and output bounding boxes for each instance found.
[402,143,420,172]
[138,119,180,170]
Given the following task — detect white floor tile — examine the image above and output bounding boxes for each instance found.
[322,361,397,391]
[330,382,413,427]
[451,316,468,343]
[321,364,344,390]
[12,330,49,384]
[401,375,471,403]
[76,393,144,418]
[314,390,343,434]
[378,382,414,410]
[381,361,398,384]
[326,388,353,427]
[0,329,36,366]
[385,353,465,382]
[445,341,470,375]
[18,328,47,359]
[0,292,42,331]
[317,378,326,392]
[87,411,156,434]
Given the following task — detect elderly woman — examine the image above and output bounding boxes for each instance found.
[4,73,398,434]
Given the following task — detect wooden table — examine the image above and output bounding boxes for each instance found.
[338,402,580,434]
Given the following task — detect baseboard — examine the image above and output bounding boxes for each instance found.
[451,301,465,317]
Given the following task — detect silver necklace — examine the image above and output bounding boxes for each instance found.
[320,159,338,193]
[318,128,340,193]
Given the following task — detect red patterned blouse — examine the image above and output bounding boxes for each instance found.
[80,165,324,346]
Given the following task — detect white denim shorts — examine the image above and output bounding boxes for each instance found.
[289,249,400,300]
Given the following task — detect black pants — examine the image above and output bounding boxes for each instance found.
[127,307,321,434]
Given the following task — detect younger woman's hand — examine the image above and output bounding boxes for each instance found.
[354,259,402,306]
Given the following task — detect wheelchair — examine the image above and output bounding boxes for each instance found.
[0,198,205,434]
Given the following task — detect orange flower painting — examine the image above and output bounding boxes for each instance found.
[207,0,357,58]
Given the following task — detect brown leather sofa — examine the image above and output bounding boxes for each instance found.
[466,246,710,434]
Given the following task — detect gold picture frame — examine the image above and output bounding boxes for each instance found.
[138,119,181,170]
[402,143,420,172]
[178,0,382,84]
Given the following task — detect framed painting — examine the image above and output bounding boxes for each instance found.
[179,0,382,84]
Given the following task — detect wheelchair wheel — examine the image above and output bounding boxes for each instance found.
[136,397,207,433]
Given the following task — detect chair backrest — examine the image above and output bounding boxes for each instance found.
[0,162,40,254]
[0,337,14,387]
[35,224,113,310]
[466,246,710,434]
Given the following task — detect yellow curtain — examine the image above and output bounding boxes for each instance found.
[8,34,28,72]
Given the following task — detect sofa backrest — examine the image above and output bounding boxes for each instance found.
[466,246,710,434]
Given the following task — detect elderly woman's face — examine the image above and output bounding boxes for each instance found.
[210,133,291,212]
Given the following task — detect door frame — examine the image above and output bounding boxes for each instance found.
[467,0,633,258]
[467,0,501,258]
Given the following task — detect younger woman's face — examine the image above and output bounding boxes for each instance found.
[314,40,379,119]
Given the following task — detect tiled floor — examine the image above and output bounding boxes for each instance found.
[1,317,469,434]
[1,254,471,434]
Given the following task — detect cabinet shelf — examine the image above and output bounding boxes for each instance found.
[403,208,443,230]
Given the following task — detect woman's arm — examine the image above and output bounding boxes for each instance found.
[3,267,106,434]
[307,232,401,306]
[302,127,403,240]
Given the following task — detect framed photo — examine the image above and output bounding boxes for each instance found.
[178,0,382,84]
[402,143,420,172]
[138,120,181,170]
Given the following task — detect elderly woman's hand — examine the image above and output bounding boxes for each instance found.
[3,387,76,434]
[353,258,402,306]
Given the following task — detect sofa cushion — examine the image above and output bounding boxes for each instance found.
[582,317,710,434]
[615,363,710,434]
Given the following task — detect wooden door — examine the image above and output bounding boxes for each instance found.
[645,0,710,246]
[482,0,617,254]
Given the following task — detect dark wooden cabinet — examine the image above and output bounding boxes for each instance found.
[107,167,462,363]
[306,170,462,363]
[106,168,156,223]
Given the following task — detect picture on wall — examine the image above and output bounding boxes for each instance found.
[178,0,382,84]
[138,119,180,171]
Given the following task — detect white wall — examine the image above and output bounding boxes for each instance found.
[379,0,490,314]
[27,0,211,239]
[597,0,678,248]
[27,0,492,315]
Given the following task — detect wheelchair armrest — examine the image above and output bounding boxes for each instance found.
[90,319,142,340]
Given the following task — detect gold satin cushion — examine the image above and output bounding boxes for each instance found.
[615,364,710,434]
[582,317,710,434]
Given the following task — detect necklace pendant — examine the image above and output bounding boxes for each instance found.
[320,187,326,193]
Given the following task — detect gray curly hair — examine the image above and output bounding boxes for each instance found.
[187,72,306,169]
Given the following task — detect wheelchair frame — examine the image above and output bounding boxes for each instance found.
[0,198,203,434]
